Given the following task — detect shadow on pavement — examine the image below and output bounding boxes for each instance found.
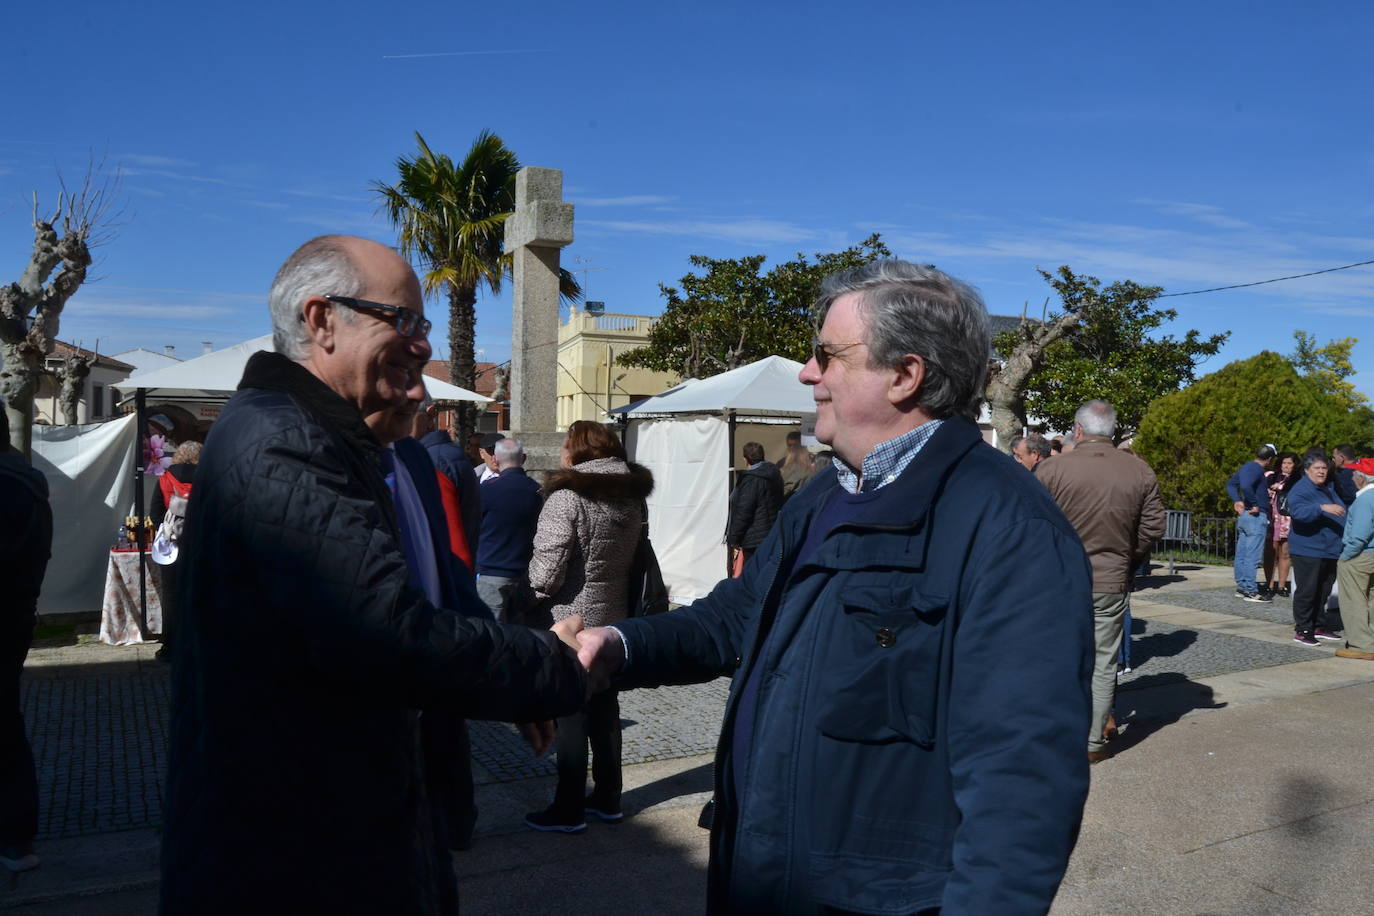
[623,762,714,814]
[1111,673,1226,755]
[1129,628,1198,666]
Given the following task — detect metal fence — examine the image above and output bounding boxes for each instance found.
[1158,511,1235,568]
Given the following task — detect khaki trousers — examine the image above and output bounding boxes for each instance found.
[1090,592,1128,753]
[1337,552,1374,652]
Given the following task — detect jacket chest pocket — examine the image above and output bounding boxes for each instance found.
[814,581,947,748]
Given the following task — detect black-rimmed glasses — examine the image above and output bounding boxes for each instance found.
[324,295,432,340]
[811,339,867,370]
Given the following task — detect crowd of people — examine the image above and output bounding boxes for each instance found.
[1227,444,1374,653]
[2,230,1370,913]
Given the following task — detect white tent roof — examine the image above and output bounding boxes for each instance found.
[114,334,489,403]
[615,354,814,419]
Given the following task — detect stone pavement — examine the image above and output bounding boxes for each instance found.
[8,563,1374,913]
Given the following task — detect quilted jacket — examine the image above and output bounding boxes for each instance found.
[159,352,585,915]
[528,457,653,628]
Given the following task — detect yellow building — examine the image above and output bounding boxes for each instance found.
[556,305,679,429]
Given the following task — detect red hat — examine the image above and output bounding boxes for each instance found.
[1346,457,1374,476]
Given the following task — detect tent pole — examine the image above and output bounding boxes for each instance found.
[135,388,149,641]
[726,410,738,577]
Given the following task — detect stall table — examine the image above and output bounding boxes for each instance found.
[99,549,162,646]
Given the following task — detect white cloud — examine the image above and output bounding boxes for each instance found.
[120,153,197,169]
[582,217,818,245]
[576,195,675,207]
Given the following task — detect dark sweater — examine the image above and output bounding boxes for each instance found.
[476,467,542,577]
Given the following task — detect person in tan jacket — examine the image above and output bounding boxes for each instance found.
[1037,400,1166,763]
[525,420,653,832]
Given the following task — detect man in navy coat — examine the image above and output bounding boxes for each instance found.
[573,260,1093,914]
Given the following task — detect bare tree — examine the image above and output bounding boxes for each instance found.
[0,167,117,456]
[984,306,1080,452]
[55,347,98,425]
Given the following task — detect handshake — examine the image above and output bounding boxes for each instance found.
[518,615,624,756]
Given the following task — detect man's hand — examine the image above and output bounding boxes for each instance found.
[1248,506,1260,515]
[576,626,627,695]
[1233,500,1246,515]
[551,615,584,654]
[517,720,555,757]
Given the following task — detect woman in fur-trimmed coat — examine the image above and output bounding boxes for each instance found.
[525,420,653,832]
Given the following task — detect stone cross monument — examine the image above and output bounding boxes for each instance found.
[504,167,573,473]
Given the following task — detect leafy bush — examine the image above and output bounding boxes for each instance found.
[1135,351,1374,515]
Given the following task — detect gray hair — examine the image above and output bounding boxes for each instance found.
[815,260,991,419]
[1303,452,1330,473]
[1011,433,1052,459]
[268,236,365,361]
[1074,400,1117,438]
[493,437,525,468]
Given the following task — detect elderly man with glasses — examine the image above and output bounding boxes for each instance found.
[159,235,585,916]
[570,260,1093,914]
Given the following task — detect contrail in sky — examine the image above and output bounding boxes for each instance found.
[382,49,540,59]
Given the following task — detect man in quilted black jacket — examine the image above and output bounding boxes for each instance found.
[159,236,586,915]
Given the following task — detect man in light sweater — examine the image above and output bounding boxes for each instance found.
[1336,458,1374,661]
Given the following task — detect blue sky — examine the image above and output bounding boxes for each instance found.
[3,1,1373,394]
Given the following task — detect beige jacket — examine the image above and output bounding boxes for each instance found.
[528,457,653,628]
[1036,435,1166,593]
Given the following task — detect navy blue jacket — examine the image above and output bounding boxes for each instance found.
[161,352,584,915]
[393,437,490,620]
[1287,475,1346,559]
[476,467,542,577]
[615,416,1093,914]
[1226,460,1269,511]
[420,429,482,555]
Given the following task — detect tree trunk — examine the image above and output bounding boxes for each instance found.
[983,311,1082,452]
[0,339,40,456]
[57,352,94,425]
[447,283,479,444]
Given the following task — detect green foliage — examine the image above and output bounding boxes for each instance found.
[618,234,891,379]
[1289,330,1367,410]
[1134,351,1374,515]
[994,267,1229,439]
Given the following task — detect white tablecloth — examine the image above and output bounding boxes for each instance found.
[99,551,163,646]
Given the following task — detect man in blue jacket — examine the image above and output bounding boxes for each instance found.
[476,437,543,622]
[572,260,1093,914]
[1226,445,1277,601]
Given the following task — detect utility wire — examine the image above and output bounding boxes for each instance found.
[1158,258,1374,298]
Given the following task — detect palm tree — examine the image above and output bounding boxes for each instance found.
[373,130,580,443]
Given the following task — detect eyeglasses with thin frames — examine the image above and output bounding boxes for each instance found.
[811,339,867,371]
[322,295,432,340]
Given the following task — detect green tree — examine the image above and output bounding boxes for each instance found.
[372,130,579,442]
[617,234,891,379]
[1288,330,1367,411]
[1134,351,1374,516]
[993,267,1229,443]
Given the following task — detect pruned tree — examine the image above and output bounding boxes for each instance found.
[984,302,1080,450]
[987,266,1228,450]
[0,169,117,456]
[55,347,98,425]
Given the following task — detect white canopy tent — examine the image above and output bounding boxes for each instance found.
[114,334,490,404]
[615,355,815,603]
[102,335,489,635]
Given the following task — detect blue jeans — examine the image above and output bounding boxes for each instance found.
[1234,512,1269,592]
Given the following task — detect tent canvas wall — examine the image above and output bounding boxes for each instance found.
[619,355,815,604]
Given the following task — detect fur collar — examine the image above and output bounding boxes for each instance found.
[543,458,654,501]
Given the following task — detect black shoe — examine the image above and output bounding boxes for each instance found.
[1258,585,1273,599]
[1279,586,1292,598]
[523,806,586,834]
[584,795,624,823]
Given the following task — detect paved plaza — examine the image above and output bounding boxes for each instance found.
[8,563,1374,913]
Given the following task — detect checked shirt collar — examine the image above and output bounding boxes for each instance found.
[833,418,945,494]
